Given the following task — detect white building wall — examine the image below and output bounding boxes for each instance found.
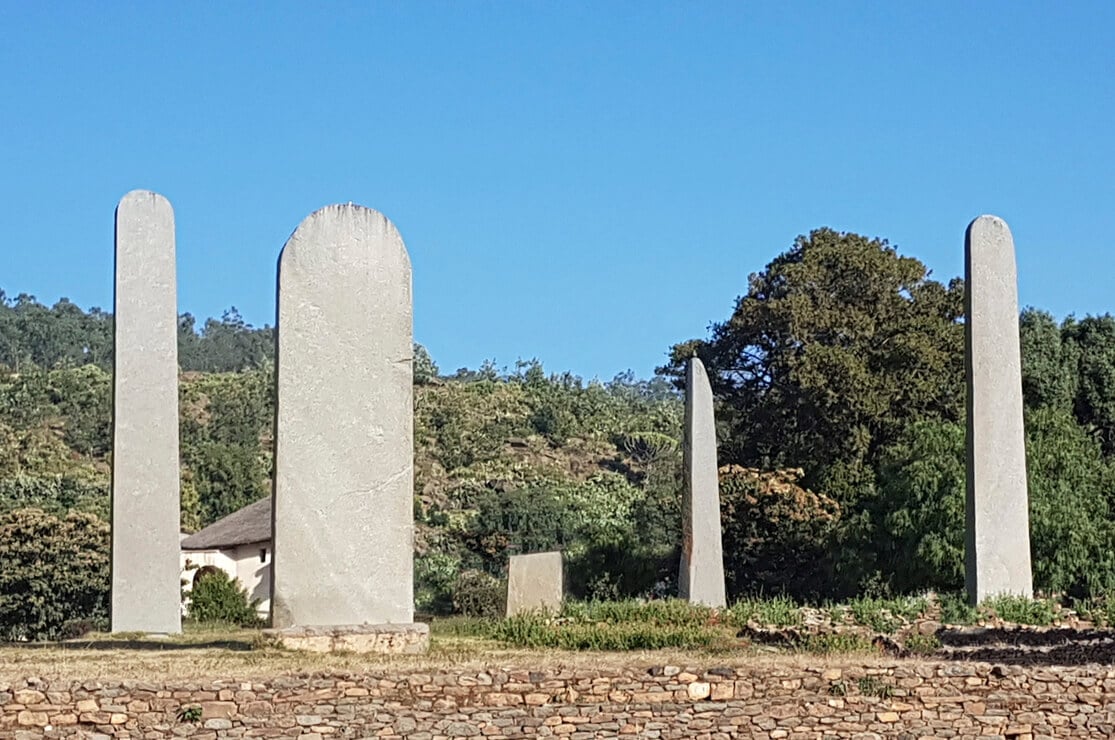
[233,541,272,614]
[181,548,236,584]
[181,541,271,618]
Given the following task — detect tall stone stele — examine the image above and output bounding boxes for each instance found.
[965,214,1033,604]
[271,204,423,650]
[679,356,727,607]
[111,190,182,634]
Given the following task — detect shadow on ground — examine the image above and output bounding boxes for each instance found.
[1,638,255,652]
[938,626,1115,666]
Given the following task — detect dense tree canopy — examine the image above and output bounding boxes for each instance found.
[662,228,1115,597]
[0,507,110,641]
[661,228,964,506]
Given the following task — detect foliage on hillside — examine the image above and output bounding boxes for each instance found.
[8,225,1115,632]
[0,311,687,615]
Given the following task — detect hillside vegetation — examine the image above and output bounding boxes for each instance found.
[5,228,1115,639]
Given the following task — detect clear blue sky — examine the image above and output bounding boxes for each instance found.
[2,2,1113,380]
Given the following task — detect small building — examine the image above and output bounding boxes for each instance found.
[180,497,272,617]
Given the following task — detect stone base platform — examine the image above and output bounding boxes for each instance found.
[263,623,429,654]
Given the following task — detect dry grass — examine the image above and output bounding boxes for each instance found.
[0,623,904,681]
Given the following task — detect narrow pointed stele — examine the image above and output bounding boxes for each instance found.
[679,357,727,607]
[269,204,426,652]
[111,190,182,634]
[965,214,1033,604]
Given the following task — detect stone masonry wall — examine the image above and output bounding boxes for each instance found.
[3,661,1115,739]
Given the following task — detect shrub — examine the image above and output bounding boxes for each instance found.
[938,592,979,625]
[428,615,497,639]
[492,613,727,651]
[857,676,894,698]
[981,595,1057,626]
[187,569,261,626]
[1024,409,1115,597]
[904,633,941,655]
[561,598,713,628]
[1072,594,1115,626]
[873,422,966,593]
[452,569,506,618]
[797,632,875,655]
[728,595,802,628]
[60,617,108,639]
[845,595,927,632]
[490,599,732,651]
[876,412,1115,598]
[0,508,109,641]
[415,550,461,615]
[719,467,840,600]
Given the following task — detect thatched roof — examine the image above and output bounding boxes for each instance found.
[181,497,271,550]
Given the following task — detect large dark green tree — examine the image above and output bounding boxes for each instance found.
[660,228,965,503]
[871,409,1115,597]
[1062,315,1115,455]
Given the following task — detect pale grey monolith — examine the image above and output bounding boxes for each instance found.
[111,190,182,634]
[678,357,727,608]
[271,204,414,628]
[506,552,564,616]
[965,215,1033,604]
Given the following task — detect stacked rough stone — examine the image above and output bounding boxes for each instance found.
[269,204,426,651]
[110,190,182,634]
[506,551,564,616]
[679,356,727,608]
[4,662,1113,737]
[965,215,1033,604]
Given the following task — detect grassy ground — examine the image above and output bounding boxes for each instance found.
[0,635,887,681]
[0,618,890,681]
[1,593,1096,680]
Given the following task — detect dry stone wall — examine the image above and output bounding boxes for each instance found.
[4,661,1115,738]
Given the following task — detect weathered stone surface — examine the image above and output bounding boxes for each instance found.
[111,190,182,634]
[506,552,563,616]
[271,204,415,628]
[263,623,429,654]
[678,357,727,607]
[3,664,1115,737]
[964,215,1033,603]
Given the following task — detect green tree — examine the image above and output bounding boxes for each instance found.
[1025,408,1115,596]
[873,421,966,593]
[177,313,203,371]
[186,442,269,526]
[414,343,439,384]
[1062,315,1115,455]
[873,411,1115,597]
[191,308,273,372]
[0,473,108,519]
[0,508,110,641]
[660,228,964,505]
[48,365,112,457]
[1019,308,1076,413]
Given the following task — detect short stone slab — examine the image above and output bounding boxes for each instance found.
[263,623,429,654]
[507,551,563,617]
